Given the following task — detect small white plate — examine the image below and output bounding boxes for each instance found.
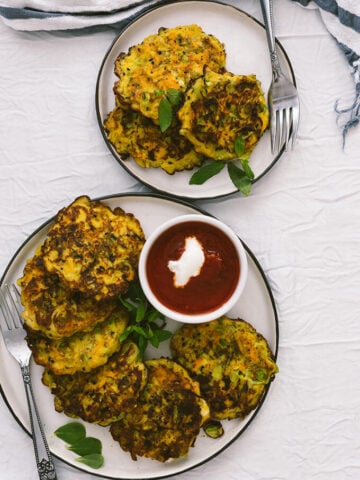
[0,193,279,479]
[96,0,295,199]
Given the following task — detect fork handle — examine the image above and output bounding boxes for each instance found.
[21,365,58,480]
[260,0,281,80]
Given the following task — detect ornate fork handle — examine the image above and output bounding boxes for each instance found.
[21,364,58,480]
[260,0,282,80]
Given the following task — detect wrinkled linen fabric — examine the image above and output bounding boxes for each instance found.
[1,0,360,478]
[291,0,360,143]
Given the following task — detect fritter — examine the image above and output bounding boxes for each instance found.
[41,196,145,301]
[104,103,204,174]
[42,342,148,426]
[171,316,278,420]
[113,24,226,122]
[26,308,128,375]
[178,69,269,161]
[18,246,118,338]
[110,358,210,462]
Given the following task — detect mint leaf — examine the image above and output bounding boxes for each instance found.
[189,161,225,185]
[119,280,171,357]
[234,136,246,157]
[227,162,252,196]
[119,297,136,312]
[149,329,173,348]
[240,158,254,180]
[119,326,131,342]
[68,437,102,456]
[138,335,148,357]
[135,300,146,323]
[55,422,104,470]
[76,453,104,470]
[159,97,172,132]
[54,422,86,444]
[166,88,182,107]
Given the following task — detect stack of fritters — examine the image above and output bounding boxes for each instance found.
[104,24,269,174]
[104,24,226,174]
[18,195,146,415]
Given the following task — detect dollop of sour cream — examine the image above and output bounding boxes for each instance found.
[168,236,205,287]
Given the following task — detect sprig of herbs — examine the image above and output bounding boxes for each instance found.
[54,422,104,469]
[189,136,255,196]
[158,88,183,132]
[119,280,172,357]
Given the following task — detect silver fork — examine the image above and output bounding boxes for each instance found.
[260,0,300,154]
[0,284,57,480]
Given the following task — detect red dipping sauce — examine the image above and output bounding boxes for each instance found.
[145,221,240,315]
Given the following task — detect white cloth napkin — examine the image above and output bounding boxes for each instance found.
[292,0,360,144]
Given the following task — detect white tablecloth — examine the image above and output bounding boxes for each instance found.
[1,1,360,479]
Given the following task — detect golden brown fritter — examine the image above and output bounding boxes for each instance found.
[104,103,204,174]
[41,196,145,301]
[171,316,278,420]
[178,69,269,161]
[113,24,226,122]
[26,308,128,375]
[18,246,119,339]
[42,342,148,426]
[110,358,210,462]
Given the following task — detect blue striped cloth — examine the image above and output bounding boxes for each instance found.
[0,0,167,31]
[292,0,360,144]
[0,0,359,141]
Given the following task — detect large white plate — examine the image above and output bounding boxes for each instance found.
[96,0,295,200]
[0,193,279,479]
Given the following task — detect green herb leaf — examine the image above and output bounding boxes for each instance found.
[68,437,102,457]
[55,423,104,470]
[159,97,173,132]
[148,309,160,323]
[240,158,254,180]
[132,324,149,338]
[166,88,182,107]
[203,420,224,439]
[138,335,148,358]
[76,453,104,470]
[119,280,171,357]
[149,329,173,348]
[227,162,252,196]
[119,326,131,343]
[54,422,86,444]
[234,136,246,157]
[189,161,225,185]
[135,300,146,323]
[119,297,136,312]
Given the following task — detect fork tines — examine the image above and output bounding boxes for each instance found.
[0,284,23,330]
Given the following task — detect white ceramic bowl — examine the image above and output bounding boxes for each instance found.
[138,214,248,323]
